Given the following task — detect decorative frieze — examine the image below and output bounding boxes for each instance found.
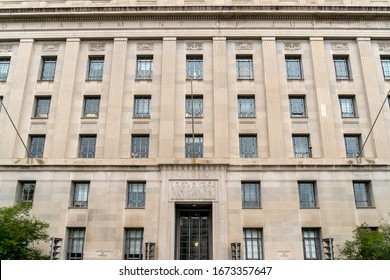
[331,42,349,50]
[89,42,105,52]
[42,43,59,52]
[378,42,390,51]
[137,42,154,51]
[169,180,217,201]
[284,42,301,50]
[235,41,253,50]
[186,42,203,51]
[0,44,13,52]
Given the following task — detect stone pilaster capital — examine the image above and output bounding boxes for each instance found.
[310,37,324,42]
[66,38,81,43]
[262,37,275,42]
[114,38,128,43]
[20,39,34,44]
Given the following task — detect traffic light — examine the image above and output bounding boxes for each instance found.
[231,242,241,260]
[50,237,63,260]
[322,237,334,260]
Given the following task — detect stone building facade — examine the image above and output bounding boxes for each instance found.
[0,1,390,260]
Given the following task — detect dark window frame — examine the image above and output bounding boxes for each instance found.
[238,95,256,118]
[292,134,312,158]
[185,134,203,158]
[29,135,45,158]
[0,57,11,81]
[380,56,390,80]
[243,228,263,260]
[83,96,100,118]
[239,134,258,158]
[131,135,150,158]
[72,182,90,208]
[339,96,357,118]
[241,182,261,208]
[285,56,303,80]
[40,57,57,81]
[236,56,254,80]
[67,228,85,260]
[353,181,374,208]
[127,182,146,208]
[124,228,144,260]
[133,96,151,118]
[34,96,51,118]
[19,181,36,203]
[344,134,361,158]
[79,135,97,158]
[185,95,203,118]
[186,55,203,80]
[298,182,317,208]
[87,56,104,81]
[333,56,351,80]
[136,56,153,80]
[302,228,322,260]
[289,96,307,118]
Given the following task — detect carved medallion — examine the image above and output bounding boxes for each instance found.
[284,42,301,50]
[379,43,390,52]
[0,44,13,52]
[89,43,105,52]
[137,42,154,51]
[331,42,349,50]
[186,42,203,51]
[170,181,217,201]
[236,42,253,50]
[42,44,59,52]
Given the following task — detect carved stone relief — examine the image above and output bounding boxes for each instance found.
[186,42,203,51]
[379,43,390,51]
[42,43,59,52]
[137,42,154,51]
[235,41,253,50]
[284,42,301,50]
[0,44,13,52]
[89,43,105,51]
[170,180,217,201]
[331,42,349,50]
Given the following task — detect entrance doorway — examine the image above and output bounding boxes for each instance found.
[175,204,212,260]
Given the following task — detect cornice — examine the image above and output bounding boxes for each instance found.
[1,5,390,22]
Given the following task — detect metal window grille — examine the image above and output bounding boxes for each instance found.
[21,182,35,202]
[238,96,255,117]
[302,228,322,260]
[353,182,371,207]
[136,57,153,79]
[29,135,45,158]
[131,135,149,158]
[73,183,89,207]
[35,97,51,118]
[83,97,100,118]
[40,57,56,80]
[241,182,260,208]
[186,57,203,79]
[185,135,203,158]
[236,57,253,79]
[299,182,316,208]
[344,135,360,158]
[79,136,96,158]
[88,57,104,80]
[381,58,390,80]
[285,57,302,79]
[293,135,311,158]
[0,58,10,81]
[243,229,263,260]
[339,97,356,117]
[334,57,350,79]
[67,228,85,260]
[124,229,144,260]
[134,97,151,118]
[127,182,146,208]
[185,96,203,117]
[239,135,258,158]
[289,96,306,117]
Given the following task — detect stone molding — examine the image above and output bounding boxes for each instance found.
[331,42,349,50]
[378,42,390,51]
[89,42,105,51]
[0,44,13,52]
[186,42,203,50]
[137,42,154,51]
[284,42,301,50]
[169,180,217,201]
[42,43,59,52]
[235,41,253,50]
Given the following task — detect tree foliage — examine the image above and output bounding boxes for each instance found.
[0,203,50,260]
[338,220,390,260]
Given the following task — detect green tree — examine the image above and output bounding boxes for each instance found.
[338,220,390,260]
[0,202,50,260]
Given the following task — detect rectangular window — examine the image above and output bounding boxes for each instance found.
[131,135,149,158]
[353,181,373,208]
[243,228,263,260]
[127,182,146,208]
[34,96,51,118]
[124,228,144,260]
[334,56,351,80]
[29,135,45,158]
[381,57,390,80]
[83,96,100,118]
[344,135,361,158]
[87,57,104,80]
[289,96,306,118]
[0,57,10,81]
[19,182,35,203]
[0,96,3,111]
[236,56,253,79]
[238,96,255,117]
[185,135,203,158]
[40,57,57,81]
[302,228,322,260]
[299,182,317,208]
[185,95,203,117]
[239,135,258,158]
[79,135,96,158]
[186,56,203,79]
[285,56,303,79]
[292,135,311,158]
[136,57,153,79]
[134,96,151,118]
[241,182,261,208]
[67,228,85,260]
[72,182,89,208]
[339,96,356,118]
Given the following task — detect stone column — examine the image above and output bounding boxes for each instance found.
[6,39,34,158]
[357,37,390,158]
[104,38,128,158]
[213,37,229,159]
[262,37,285,159]
[310,37,338,158]
[158,37,177,161]
[52,38,80,158]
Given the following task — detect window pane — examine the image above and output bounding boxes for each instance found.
[35,97,51,118]
[73,183,89,207]
[125,229,144,260]
[88,57,104,80]
[236,57,253,79]
[241,182,260,208]
[299,182,316,207]
[289,96,306,117]
[238,96,255,117]
[127,183,146,208]
[334,57,350,79]
[239,135,258,158]
[137,57,153,79]
[83,97,100,118]
[302,228,321,260]
[131,136,149,158]
[339,97,356,117]
[21,182,35,202]
[186,96,203,117]
[29,136,45,158]
[67,228,85,260]
[293,135,311,158]
[134,97,151,118]
[0,58,10,81]
[79,136,96,158]
[243,229,263,260]
[185,135,203,158]
[41,57,56,80]
[344,135,360,158]
[381,57,390,79]
[286,57,302,79]
[353,182,371,207]
[186,57,203,79]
